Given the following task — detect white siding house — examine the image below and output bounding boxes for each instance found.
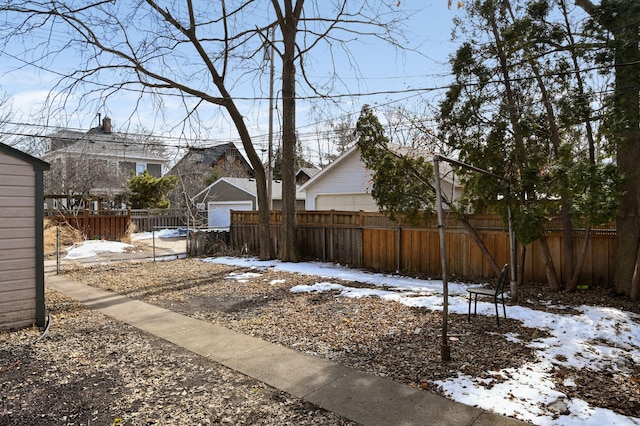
[299,145,463,211]
[299,145,378,211]
[0,142,50,330]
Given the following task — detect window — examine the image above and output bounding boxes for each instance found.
[120,161,136,177]
[136,163,147,175]
[147,163,162,177]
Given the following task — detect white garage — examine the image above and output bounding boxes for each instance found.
[207,200,252,228]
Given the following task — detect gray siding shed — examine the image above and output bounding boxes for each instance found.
[0,142,50,330]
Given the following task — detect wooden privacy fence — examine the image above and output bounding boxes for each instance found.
[230,210,616,287]
[46,209,187,240]
[130,209,185,232]
[46,209,131,241]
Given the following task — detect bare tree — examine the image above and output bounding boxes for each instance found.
[382,104,452,154]
[44,157,119,201]
[168,154,252,228]
[0,90,19,148]
[1,1,408,261]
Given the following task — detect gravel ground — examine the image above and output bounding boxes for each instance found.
[2,257,639,425]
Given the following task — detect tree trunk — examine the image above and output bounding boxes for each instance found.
[617,216,640,299]
[561,196,575,286]
[224,97,273,260]
[537,234,562,291]
[276,1,300,262]
[568,227,591,291]
[576,0,640,299]
[518,245,526,289]
[631,242,640,301]
[526,49,575,290]
[613,44,640,297]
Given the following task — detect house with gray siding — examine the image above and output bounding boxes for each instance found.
[42,116,168,208]
[192,177,304,228]
[0,142,50,330]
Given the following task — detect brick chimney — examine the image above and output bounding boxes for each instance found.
[102,116,112,134]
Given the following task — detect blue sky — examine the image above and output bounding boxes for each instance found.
[0,2,465,163]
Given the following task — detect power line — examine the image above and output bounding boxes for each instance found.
[1,39,634,103]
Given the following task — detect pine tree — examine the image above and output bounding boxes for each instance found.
[125,171,178,209]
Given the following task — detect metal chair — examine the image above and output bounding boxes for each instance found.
[467,264,509,325]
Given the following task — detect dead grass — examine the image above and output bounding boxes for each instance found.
[43,218,136,256]
[44,219,85,257]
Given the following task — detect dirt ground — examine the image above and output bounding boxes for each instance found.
[2,236,640,424]
[0,288,356,425]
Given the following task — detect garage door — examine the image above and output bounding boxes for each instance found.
[208,201,253,228]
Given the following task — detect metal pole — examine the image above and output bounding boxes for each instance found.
[56,226,60,274]
[152,229,156,262]
[267,27,275,210]
[186,210,190,258]
[433,155,451,362]
[508,203,517,300]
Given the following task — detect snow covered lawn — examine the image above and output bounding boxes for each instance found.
[210,256,640,426]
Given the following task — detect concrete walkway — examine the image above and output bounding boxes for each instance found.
[47,275,524,426]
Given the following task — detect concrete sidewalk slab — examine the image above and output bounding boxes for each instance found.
[306,370,481,426]
[223,341,354,396]
[47,275,524,426]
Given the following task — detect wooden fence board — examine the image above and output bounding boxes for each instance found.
[589,235,613,287]
[362,227,372,267]
[469,233,483,277]
[371,229,380,270]
[400,229,412,272]
[549,235,563,281]
[411,229,421,272]
[383,229,392,270]
[426,230,439,275]
[297,227,322,260]
[366,229,379,270]
[47,210,130,240]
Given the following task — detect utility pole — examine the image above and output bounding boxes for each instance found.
[267,27,275,210]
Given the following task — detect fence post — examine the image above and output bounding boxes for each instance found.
[322,226,327,261]
[84,209,89,238]
[56,226,60,274]
[396,226,402,274]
